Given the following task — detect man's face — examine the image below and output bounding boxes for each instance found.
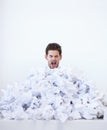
[45,50,62,69]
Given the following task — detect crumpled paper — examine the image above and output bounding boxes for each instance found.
[0,67,107,122]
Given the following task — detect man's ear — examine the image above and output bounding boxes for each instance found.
[60,55,62,60]
[45,55,47,60]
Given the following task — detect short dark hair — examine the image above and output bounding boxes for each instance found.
[45,43,62,55]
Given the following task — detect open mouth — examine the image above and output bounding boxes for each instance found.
[51,61,57,67]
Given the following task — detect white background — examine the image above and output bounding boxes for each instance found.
[0,0,107,94]
[0,120,106,130]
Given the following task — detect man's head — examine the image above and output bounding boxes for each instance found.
[45,43,62,69]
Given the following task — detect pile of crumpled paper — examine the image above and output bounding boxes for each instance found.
[0,67,107,122]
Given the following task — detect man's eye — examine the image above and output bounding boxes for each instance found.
[49,55,53,58]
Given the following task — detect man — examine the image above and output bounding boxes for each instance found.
[45,43,62,69]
